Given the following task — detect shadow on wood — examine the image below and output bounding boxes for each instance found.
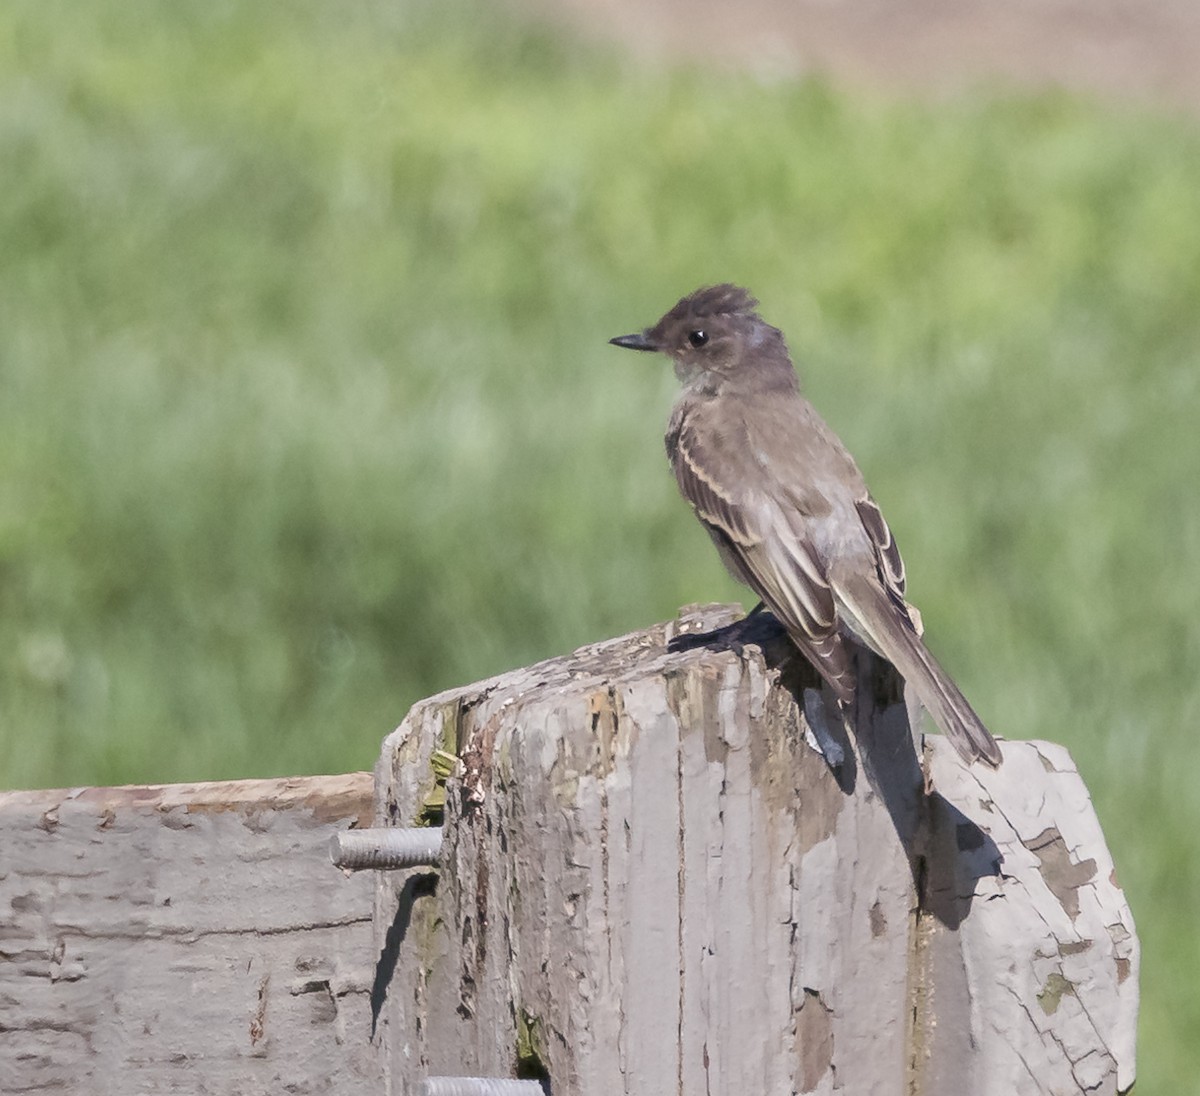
[372,871,440,1037]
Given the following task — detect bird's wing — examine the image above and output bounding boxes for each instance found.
[753,391,915,631]
[854,495,918,628]
[669,408,856,701]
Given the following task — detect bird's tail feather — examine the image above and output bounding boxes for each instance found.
[837,575,1003,769]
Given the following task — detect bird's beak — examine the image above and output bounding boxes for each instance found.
[609,332,658,352]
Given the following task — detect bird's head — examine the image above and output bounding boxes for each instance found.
[609,284,795,391]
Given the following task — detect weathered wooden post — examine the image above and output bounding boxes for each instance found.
[371,604,1138,1095]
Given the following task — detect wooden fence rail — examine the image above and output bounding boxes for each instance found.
[0,774,380,1093]
[0,605,1138,1094]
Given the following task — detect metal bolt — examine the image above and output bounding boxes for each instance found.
[329,826,443,870]
[417,1080,544,1096]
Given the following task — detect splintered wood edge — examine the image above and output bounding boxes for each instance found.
[0,771,374,824]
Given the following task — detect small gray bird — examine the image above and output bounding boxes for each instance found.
[611,284,1002,769]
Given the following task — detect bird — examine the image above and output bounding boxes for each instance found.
[610,284,1002,769]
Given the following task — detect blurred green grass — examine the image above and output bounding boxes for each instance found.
[2,0,1198,1086]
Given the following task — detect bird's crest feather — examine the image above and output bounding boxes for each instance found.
[674,284,760,321]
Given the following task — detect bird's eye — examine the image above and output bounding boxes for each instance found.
[687,330,709,348]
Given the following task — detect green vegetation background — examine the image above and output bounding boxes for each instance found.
[2,0,1196,1086]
